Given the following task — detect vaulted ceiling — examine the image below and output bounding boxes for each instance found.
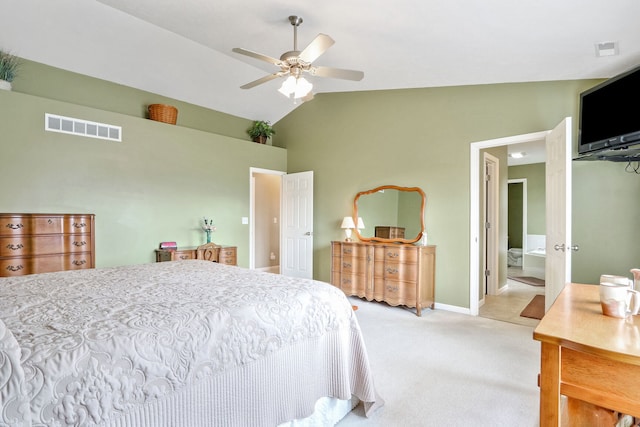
[1,0,639,124]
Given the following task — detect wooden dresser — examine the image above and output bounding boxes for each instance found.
[0,213,95,277]
[331,241,436,316]
[155,246,237,266]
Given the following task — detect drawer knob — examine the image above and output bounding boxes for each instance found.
[342,262,352,268]
[5,223,24,230]
[6,265,24,272]
[343,249,353,254]
[179,255,189,260]
[73,241,87,247]
[72,260,86,266]
[6,243,24,251]
[386,268,399,274]
[387,252,399,258]
[73,222,87,228]
[386,285,399,292]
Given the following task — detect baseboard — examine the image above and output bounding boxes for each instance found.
[434,302,471,315]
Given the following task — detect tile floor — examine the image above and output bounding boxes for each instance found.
[479,267,545,327]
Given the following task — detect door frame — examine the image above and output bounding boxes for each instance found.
[469,130,550,316]
[483,153,499,297]
[249,167,285,270]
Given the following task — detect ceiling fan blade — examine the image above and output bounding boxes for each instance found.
[298,34,335,63]
[232,47,282,66]
[239,73,281,89]
[311,66,364,81]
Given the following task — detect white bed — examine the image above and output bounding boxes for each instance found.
[0,260,382,426]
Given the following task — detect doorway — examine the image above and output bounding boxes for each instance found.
[250,168,285,273]
[469,130,550,316]
[470,118,572,318]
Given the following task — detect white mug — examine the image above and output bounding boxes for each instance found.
[600,282,640,318]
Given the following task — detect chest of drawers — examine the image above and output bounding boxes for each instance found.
[155,246,237,266]
[331,241,436,316]
[0,213,96,276]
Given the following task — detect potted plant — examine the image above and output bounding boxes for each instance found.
[247,120,275,144]
[0,50,20,91]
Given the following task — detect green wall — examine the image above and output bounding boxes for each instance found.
[507,183,523,249]
[0,89,286,268]
[5,59,640,309]
[275,80,634,309]
[12,60,252,141]
[509,163,546,236]
[572,161,640,283]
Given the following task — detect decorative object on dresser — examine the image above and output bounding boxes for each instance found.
[353,185,426,244]
[202,216,216,243]
[159,241,177,250]
[0,213,95,276]
[375,226,405,239]
[331,240,436,316]
[340,216,356,241]
[155,244,237,266]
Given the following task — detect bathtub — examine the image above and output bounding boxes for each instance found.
[508,248,523,267]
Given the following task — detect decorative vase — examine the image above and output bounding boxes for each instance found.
[0,80,11,91]
[205,230,212,243]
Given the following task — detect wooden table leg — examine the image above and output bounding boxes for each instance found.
[539,342,561,427]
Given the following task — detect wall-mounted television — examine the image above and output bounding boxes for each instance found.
[578,64,640,155]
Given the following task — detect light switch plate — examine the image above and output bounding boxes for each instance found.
[241,217,248,225]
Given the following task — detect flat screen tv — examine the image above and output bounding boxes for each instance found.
[578,64,640,155]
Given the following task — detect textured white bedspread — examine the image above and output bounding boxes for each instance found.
[0,261,381,426]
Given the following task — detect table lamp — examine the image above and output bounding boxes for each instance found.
[341,217,356,241]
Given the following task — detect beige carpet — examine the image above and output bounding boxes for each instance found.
[339,298,540,426]
[520,295,545,320]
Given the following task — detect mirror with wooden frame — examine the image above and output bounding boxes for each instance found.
[352,185,426,244]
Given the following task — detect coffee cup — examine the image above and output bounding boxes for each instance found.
[600,282,640,318]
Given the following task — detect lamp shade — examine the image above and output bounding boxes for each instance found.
[356,217,365,229]
[278,76,313,99]
[341,217,356,229]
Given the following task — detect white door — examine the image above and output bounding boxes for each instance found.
[545,117,573,311]
[484,153,499,296]
[281,171,314,278]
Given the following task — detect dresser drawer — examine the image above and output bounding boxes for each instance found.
[338,243,369,259]
[379,261,418,282]
[379,246,418,264]
[383,280,417,307]
[1,253,93,276]
[218,247,237,265]
[0,214,93,236]
[0,235,92,257]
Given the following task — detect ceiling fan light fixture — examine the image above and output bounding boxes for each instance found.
[278,76,313,99]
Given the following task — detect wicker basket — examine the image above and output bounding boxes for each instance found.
[148,104,178,125]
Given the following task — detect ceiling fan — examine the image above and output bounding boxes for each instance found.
[232,15,364,101]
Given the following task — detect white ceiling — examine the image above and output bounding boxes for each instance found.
[1,0,639,127]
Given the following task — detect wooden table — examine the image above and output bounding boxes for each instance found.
[533,283,640,426]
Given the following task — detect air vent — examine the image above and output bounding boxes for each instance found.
[45,114,122,142]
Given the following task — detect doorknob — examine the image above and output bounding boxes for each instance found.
[304,231,313,236]
[569,244,579,252]
[554,243,565,252]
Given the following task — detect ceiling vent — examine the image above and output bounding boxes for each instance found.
[595,41,619,57]
[45,113,122,142]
